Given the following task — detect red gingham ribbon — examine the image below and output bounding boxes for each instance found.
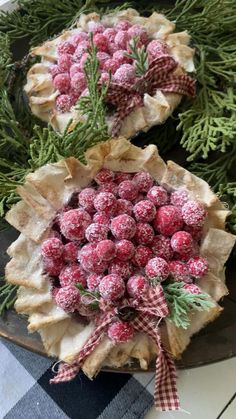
[102,55,196,136]
[50,286,180,411]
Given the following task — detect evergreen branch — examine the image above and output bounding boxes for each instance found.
[218,183,236,235]
[163,282,214,329]
[0,282,18,316]
[0,32,12,88]
[125,37,149,76]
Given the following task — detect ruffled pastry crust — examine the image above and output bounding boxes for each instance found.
[24,8,195,137]
[5,138,235,377]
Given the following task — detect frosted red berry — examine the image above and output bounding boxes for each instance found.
[93,211,110,226]
[128,25,148,44]
[132,245,152,267]
[97,52,110,69]
[60,208,91,240]
[95,168,114,184]
[170,231,193,255]
[114,172,132,184]
[108,42,119,55]
[126,275,149,299]
[115,240,135,261]
[118,180,138,201]
[43,257,64,276]
[147,40,168,60]
[153,205,183,236]
[103,58,120,74]
[100,72,110,83]
[115,199,133,216]
[55,285,81,312]
[53,73,71,93]
[49,64,61,78]
[98,182,118,196]
[113,50,132,65]
[134,222,154,246]
[103,28,117,43]
[108,320,134,343]
[94,192,117,215]
[87,273,102,291]
[96,239,116,261]
[87,21,105,34]
[182,200,207,228]
[170,188,189,207]
[168,260,191,283]
[133,200,156,222]
[71,31,88,46]
[145,257,169,281]
[115,20,132,31]
[133,171,154,192]
[147,186,168,207]
[183,283,202,294]
[63,242,78,262]
[151,235,173,260]
[111,214,136,240]
[57,54,74,72]
[184,225,203,242]
[57,41,75,55]
[41,238,64,259]
[187,256,209,278]
[93,33,108,52]
[85,223,108,243]
[71,72,86,93]
[79,243,107,274]
[99,274,125,301]
[74,42,89,60]
[113,64,136,84]
[78,187,97,211]
[56,94,72,112]
[114,30,129,49]
[108,258,133,279]
[59,264,87,287]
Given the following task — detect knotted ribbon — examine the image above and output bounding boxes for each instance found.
[102,55,196,136]
[50,286,180,411]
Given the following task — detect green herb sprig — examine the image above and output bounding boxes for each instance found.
[125,37,149,77]
[0,281,18,315]
[163,282,214,329]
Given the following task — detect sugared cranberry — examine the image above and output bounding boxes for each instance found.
[114,172,132,184]
[108,258,133,279]
[95,168,114,184]
[49,64,61,78]
[132,245,152,267]
[57,41,75,55]
[63,242,78,262]
[79,52,90,69]
[183,283,202,294]
[60,209,91,240]
[97,239,116,261]
[99,274,125,301]
[85,223,108,243]
[128,25,148,44]
[58,54,74,72]
[41,238,64,259]
[115,20,132,31]
[184,225,203,242]
[111,214,136,240]
[87,273,102,291]
[59,264,87,287]
[187,256,209,278]
[108,42,119,55]
[170,188,189,207]
[115,199,133,216]
[153,205,183,236]
[151,235,173,260]
[103,58,120,74]
[145,257,169,282]
[55,285,81,312]
[133,171,154,192]
[113,64,136,84]
[115,240,135,261]
[78,187,97,211]
[108,320,134,343]
[171,231,193,255]
[43,257,64,276]
[87,21,105,34]
[56,94,72,112]
[100,72,110,83]
[126,275,149,299]
[168,260,191,283]
[53,73,71,93]
[182,200,207,228]
[133,200,156,223]
[94,192,117,215]
[134,223,154,246]
[97,52,110,68]
[93,212,110,226]
[93,33,108,52]
[103,28,117,43]
[146,40,169,60]
[74,42,89,60]
[98,182,118,196]
[113,49,132,65]
[71,72,86,93]
[79,243,107,274]
[118,180,138,201]
[114,30,129,49]
[71,31,88,46]
[147,186,168,207]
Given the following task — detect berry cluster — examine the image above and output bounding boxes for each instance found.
[42,169,209,342]
[50,20,169,113]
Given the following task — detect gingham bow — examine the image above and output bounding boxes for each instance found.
[103,55,196,136]
[50,286,180,411]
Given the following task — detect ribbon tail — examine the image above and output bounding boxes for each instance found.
[159,75,196,97]
[111,95,143,137]
[50,362,80,384]
[155,347,180,411]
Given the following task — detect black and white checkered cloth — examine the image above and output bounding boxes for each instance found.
[0,337,154,419]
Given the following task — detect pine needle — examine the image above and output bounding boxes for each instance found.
[125,37,149,76]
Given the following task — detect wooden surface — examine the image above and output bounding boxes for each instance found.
[1,226,236,371]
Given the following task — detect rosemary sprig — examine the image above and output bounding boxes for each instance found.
[163,282,214,329]
[0,281,18,315]
[75,283,100,310]
[125,37,149,77]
